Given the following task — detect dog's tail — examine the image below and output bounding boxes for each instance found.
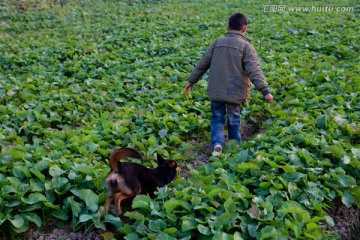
[109,147,143,171]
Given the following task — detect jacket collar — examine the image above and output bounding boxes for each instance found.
[226,30,252,42]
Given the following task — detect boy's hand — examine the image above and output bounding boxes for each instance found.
[264,93,274,103]
[184,82,194,94]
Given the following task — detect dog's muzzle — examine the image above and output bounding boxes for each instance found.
[109,179,117,188]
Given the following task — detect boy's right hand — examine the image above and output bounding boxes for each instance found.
[264,93,274,103]
[184,82,194,94]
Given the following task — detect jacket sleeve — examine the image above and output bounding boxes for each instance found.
[187,40,217,85]
[243,43,269,92]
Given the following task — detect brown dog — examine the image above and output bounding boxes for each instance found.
[104,147,177,215]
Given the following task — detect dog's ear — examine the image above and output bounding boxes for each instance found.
[167,160,177,168]
[157,154,165,164]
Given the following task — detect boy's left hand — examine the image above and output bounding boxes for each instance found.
[184,82,194,94]
[264,93,274,103]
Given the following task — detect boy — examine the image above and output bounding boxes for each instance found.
[184,13,273,153]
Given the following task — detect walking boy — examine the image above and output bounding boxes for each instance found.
[184,13,274,153]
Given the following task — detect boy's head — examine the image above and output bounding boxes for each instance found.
[228,13,247,33]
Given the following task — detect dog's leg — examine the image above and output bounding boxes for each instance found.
[104,195,115,214]
[114,192,132,215]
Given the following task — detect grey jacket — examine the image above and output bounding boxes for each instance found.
[187,31,269,104]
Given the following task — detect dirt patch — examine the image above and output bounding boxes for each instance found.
[179,139,210,179]
[25,225,102,240]
[326,202,360,240]
[240,121,266,141]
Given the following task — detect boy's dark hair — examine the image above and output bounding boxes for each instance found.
[228,13,248,31]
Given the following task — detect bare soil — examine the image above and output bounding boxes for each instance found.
[326,202,360,240]
[25,225,103,240]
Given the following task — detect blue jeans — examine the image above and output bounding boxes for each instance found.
[210,101,241,149]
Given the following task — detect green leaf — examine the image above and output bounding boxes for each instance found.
[316,115,327,129]
[283,172,306,182]
[324,215,335,227]
[234,162,259,173]
[214,232,235,240]
[169,134,182,145]
[164,198,189,215]
[101,232,115,240]
[124,211,145,221]
[71,189,99,212]
[351,186,360,208]
[11,219,29,233]
[285,218,301,238]
[53,209,69,221]
[94,213,106,230]
[197,224,211,235]
[68,196,81,217]
[77,167,93,176]
[79,146,88,155]
[85,142,99,153]
[49,165,65,177]
[306,222,320,231]
[235,149,249,162]
[10,214,25,229]
[119,224,134,235]
[7,177,21,189]
[5,200,21,208]
[146,136,158,146]
[259,225,282,240]
[259,182,271,189]
[79,214,93,223]
[181,218,198,232]
[23,193,47,204]
[163,227,177,235]
[13,166,31,179]
[341,191,354,207]
[351,148,360,159]
[338,174,356,187]
[279,201,310,222]
[51,177,69,189]
[35,159,49,171]
[30,169,46,181]
[281,164,296,173]
[156,232,176,240]
[5,148,27,160]
[104,214,122,228]
[124,233,141,240]
[214,212,238,231]
[297,149,315,163]
[248,224,258,238]
[25,213,43,228]
[288,182,301,199]
[322,145,345,160]
[148,219,166,232]
[132,195,151,211]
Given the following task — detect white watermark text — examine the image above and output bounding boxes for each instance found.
[263,5,354,13]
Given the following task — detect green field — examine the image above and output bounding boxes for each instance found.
[0,0,359,239]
